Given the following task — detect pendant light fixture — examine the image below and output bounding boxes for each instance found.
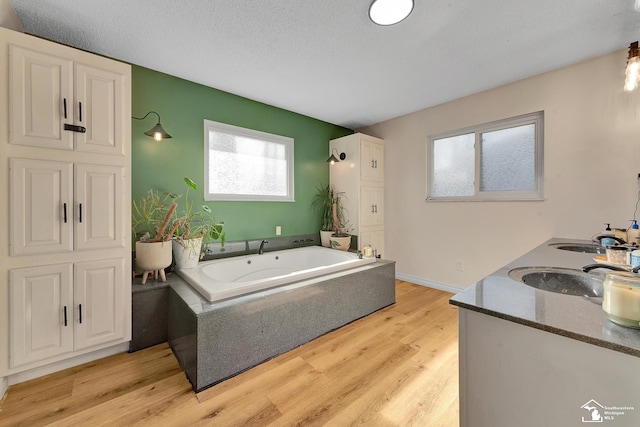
[132,111,173,141]
[369,0,414,26]
[624,42,640,92]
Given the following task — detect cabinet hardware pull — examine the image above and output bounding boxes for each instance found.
[63,202,67,223]
[64,124,87,133]
[371,204,375,213]
[371,159,375,168]
[374,204,377,213]
[374,160,377,168]
[79,203,83,223]
[63,306,68,327]
[63,98,67,119]
[79,102,82,122]
[79,304,82,324]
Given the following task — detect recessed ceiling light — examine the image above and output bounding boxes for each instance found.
[369,0,414,26]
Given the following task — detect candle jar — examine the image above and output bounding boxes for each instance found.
[602,271,640,328]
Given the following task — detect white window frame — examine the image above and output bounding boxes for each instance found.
[426,111,544,201]
[204,120,295,202]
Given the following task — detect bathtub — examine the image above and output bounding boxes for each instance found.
[177,245,377,303]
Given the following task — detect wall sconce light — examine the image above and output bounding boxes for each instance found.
[369,0,414,26]
[132,111,172,141]
[327,148,346,165]
[624,41,640,92]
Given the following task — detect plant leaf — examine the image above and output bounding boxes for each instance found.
[184,177,198,190]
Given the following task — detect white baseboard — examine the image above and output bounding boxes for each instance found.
[0,376,8,401]
[395,273,465,294]
[7,343,130,387]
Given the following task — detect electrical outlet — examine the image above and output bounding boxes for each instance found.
[455,259,464,272]
[276,225,281,236]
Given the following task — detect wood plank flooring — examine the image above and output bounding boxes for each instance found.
[0,280,459,426]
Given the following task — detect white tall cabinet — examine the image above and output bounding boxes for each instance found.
[0,27,131,381]
[330,133,385,256]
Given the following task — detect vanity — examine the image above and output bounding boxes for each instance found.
[450,238,640,427]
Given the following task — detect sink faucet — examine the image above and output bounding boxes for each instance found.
[592,235,627,245]
[582,264,640,273]
[258,240,269,255]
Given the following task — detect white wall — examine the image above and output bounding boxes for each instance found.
[0,0,23,32]
[360,49,640,289]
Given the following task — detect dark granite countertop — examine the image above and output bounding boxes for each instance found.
[450,238,640,358]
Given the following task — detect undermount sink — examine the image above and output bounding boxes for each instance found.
[508,266,603,298]
[549,243,605,254]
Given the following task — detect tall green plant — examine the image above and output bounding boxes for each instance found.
[311,183,347,233]
[173,177,225,246]
[131,189,176,244]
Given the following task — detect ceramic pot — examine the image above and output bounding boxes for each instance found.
[320,230,333,248]
[135,240,172,284]
[330,235,351,251]
[172,237,203,270]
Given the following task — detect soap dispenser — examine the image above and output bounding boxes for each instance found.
[628,220,640,246]
[600,223,616,247]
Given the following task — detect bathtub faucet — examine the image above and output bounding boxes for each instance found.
[258,240,269,255]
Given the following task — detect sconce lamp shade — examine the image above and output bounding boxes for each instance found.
[327,148,346,165]
[624,41,640,92]
[327,153,340,164]
[132,111,172,141]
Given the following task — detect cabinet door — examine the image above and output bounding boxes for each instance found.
[359,228,384,257]
[74,164,124,251]
[360,140,384,182]
[74,63,126,155]
[9,45,74,150]
[9,264,74,368]
[360,186,384,227]
[74,258,126,350]
[10,158,74,255]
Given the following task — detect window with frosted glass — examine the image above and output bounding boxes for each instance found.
[204,120,294,201]
[427,111,543,201]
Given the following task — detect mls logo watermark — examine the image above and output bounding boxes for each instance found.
[580,399,636,423]
[581,400,604,423]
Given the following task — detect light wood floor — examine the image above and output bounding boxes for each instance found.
[0,280,459,426]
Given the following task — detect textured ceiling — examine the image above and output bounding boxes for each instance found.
[10,0,640,129]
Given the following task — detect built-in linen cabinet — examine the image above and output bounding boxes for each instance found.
[10,45,127,155]
[330,133,385,256]
[0,27,131,378]
[9,259,126,368]
[10,158,124,255]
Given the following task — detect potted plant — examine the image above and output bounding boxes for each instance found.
[171,177,225,269]
[329,193,352,251]
[132,189,178,284]
[311,183,345,247]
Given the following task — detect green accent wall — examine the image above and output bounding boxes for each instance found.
[132,65,353,242]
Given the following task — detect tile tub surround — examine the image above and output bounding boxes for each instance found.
[168,260,396,392]
[449,238,640,357]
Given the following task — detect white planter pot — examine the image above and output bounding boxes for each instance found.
[172,237,203,270]
[330,235,351,251]
[135,240,172,284]
[320,230,333,248]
